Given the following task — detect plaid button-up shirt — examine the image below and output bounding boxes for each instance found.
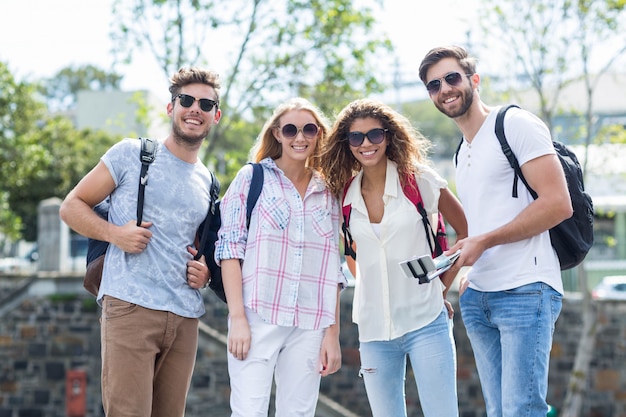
[215,158,346,330]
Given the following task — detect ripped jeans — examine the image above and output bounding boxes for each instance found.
[227,308,325,417]
[359,308,458,417]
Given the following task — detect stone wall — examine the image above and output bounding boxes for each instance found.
[0,286,101,417]
[1,277,625,417]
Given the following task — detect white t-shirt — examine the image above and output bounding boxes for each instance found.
[456,106,563,294]
[345,159,447,342]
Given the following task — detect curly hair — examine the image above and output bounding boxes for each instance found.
[168,67,221,107]
[319,98,432,198]
[249,97,330,170]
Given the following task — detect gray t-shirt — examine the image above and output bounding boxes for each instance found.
[99,138,212,318]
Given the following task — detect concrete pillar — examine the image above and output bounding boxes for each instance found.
[616,211,626,259]
[37,198,70,272]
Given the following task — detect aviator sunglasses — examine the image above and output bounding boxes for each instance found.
[425,72,472,95]
[280,123,319,139]
[173,93,219,112]
[346,128,387,147]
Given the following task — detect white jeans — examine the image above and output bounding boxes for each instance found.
[228,308,325,417]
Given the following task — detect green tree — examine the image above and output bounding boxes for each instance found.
[570,0,626,172]
[403,100,463,158]
[5,117,119,242]
[1,62,120,241]
[476,1,626,415]
[562,4,626,412]
[110,0,393,171]
[477,0,576,131]
[595,123,626,144]
[0,61,47,240]
[39,64,123,113]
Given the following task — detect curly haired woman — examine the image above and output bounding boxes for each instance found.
[319,98,467,417]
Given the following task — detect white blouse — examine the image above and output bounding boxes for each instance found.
[344,159,448,342]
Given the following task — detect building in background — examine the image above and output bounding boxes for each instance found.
[75,89,168,139]
[509,72,626,289]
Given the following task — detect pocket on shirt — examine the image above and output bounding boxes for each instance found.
[311,206,334,238]
[259,197,290,231]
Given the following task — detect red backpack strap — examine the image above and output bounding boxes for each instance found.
[435,214,449,255]
[342,177,357,259]
[402,172,424,207]
[402,173,448,257]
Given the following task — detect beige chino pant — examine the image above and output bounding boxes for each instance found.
[100,296,198,417]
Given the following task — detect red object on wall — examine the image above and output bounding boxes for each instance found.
[66,369,87,417]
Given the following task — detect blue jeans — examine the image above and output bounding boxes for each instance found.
[460,282,562,417]
[359,309,458,417]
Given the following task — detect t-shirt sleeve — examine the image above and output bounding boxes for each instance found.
[505,107,555,167]
[101,138,136,187]
[414,164,447,214]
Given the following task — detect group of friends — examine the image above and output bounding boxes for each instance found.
[60,45,573,417]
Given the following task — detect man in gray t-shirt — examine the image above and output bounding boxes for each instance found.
[60,67,222,417]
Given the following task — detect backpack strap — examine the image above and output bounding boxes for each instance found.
[195,163,264,261]
[453,136,463,167]
[246,163,264,228]
[341,177,357,260]
[196,170,221,260]
[495,105,538,200]
[341,172,449,260]
[402,173,446,258]
[137,137,158,225]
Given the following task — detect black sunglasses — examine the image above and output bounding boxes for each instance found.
[173,93,219,112]
[280,123,319,139]
[425,72,472,95]
[346,128,387,147]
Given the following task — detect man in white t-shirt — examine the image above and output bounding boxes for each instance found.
[419,46,573,417]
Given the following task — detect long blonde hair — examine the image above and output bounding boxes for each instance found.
[319,98,432,198]
[250,97,330,170]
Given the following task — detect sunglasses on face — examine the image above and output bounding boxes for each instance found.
[173,93,219,112]
[280,123,319,139]
[346,128,387,147]
[425,72,472,95]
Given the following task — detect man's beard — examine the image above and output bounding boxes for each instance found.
[435,86,474,119]
[172,121,210,147]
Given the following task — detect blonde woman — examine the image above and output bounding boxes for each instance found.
[215,97,346,417]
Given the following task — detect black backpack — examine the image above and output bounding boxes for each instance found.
[84,137,158,296]
[455,105,594,270]
[196,163,264,302]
